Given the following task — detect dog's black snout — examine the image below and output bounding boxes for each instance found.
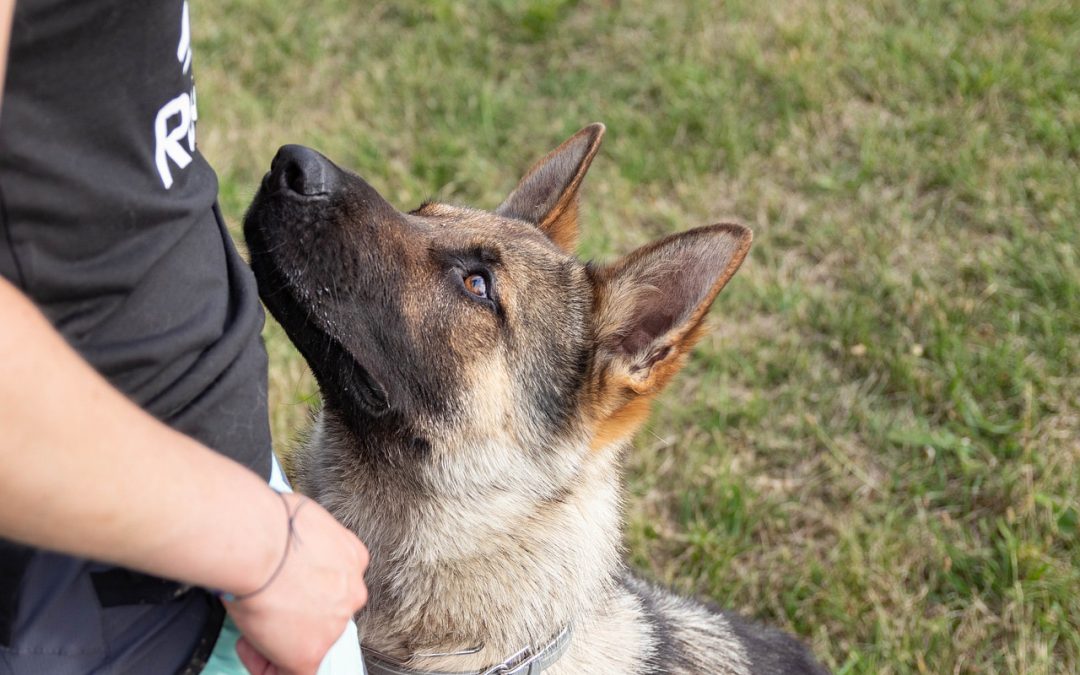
[270,144,337,197]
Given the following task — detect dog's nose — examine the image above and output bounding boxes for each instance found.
[270,145,337,197]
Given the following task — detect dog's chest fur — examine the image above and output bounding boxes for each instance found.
[289,413,821,675]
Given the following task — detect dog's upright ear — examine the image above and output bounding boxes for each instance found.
[496,123,605,252]
[588,224,752,450]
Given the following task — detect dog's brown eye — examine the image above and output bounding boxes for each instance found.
[464,273,488,298]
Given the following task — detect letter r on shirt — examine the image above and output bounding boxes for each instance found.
[155,93,193,190]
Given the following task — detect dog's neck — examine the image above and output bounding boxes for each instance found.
[293,410,627,672]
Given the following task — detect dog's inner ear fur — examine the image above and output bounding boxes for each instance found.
[588,224,753,450]
[496,123,605,253]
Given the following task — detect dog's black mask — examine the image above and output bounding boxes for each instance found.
[243,145,454,445]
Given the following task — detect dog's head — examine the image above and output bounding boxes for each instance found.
[244,124,751,496]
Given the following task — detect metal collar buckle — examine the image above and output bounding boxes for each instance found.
[363,624,573,675]
[479,645,532,674]
[480,624,572,675]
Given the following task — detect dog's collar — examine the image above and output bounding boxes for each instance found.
[363,624,573,675]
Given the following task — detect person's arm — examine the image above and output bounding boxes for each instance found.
[1,0,12,112]
[0,279,367,672]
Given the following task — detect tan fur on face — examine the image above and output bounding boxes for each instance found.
[588,392,657,453]
[459,347,517,446]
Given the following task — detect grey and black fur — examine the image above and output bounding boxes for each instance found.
[243,124,829,674]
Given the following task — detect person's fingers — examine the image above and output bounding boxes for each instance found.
[236,636,275,675]
[354,581,368,612]
[351,539,369,610]
[356,539,370,572]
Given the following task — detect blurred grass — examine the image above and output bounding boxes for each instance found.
[193,1,1079,672]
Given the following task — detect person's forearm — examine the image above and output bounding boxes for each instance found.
[0,276,281,595]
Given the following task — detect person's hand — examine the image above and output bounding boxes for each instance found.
[224,492,369,675]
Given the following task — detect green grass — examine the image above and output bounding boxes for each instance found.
[193,1,1079,672]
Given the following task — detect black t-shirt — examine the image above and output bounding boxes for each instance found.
[0,0,271,476]
[0,1,271,670]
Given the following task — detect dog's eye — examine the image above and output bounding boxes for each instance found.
[464,273,488,298]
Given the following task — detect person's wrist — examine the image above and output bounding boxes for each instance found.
[224,491,297,602]
[222,484,291,599]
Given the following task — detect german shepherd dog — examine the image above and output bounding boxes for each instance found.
[244,124,829,674]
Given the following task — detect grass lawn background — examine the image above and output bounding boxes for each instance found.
[193,1,1079,672]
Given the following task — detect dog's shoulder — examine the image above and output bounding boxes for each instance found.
[619,573,829,675]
